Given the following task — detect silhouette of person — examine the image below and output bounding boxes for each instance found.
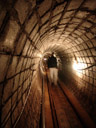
[47,52,58,86]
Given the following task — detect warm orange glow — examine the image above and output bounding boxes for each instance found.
[38,53,42,58]
[73,61,87,71]
[73,61,78,71]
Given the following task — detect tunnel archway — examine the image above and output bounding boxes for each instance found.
[0,0,96,127]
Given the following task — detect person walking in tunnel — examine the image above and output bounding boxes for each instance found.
[47,52,58,86]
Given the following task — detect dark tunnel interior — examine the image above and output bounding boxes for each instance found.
[0,0,96,128]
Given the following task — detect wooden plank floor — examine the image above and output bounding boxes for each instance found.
[49,85,83,128]
[44,79,53,128]
[43,77,96,128]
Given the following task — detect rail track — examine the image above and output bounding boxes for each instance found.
[47,83,83,128]
[41,76,96,128]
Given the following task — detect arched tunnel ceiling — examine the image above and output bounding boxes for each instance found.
[25,0,95,61]
[0,0,96,59]
[19,0,96,57]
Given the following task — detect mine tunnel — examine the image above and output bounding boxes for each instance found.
[0,0,96,128]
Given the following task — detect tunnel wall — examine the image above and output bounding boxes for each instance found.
[0,1,42,127]
[15,74,42,128]
[61,56,96,122]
